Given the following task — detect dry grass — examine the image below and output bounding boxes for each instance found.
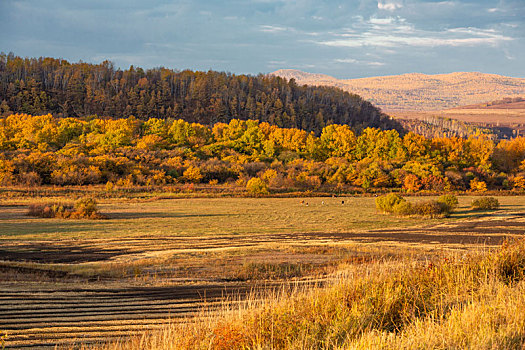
[85,239,525,350]
[3,195,525,348]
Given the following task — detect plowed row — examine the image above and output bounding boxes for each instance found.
[1,283,253,349]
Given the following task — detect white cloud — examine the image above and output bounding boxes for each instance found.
[318,17,513,49]
[378,1,402,11]
[367,61,385,66]
[369,17,395,25]
[334,58,385,66]
[259,25,288,33]
[335,58,358,63]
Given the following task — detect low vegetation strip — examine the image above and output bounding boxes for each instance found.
[90,239,525,350]
[3,113,525,195]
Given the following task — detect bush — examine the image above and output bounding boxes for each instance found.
[246,177,269,196]
[437,194,458,213]
[74,197,98,217]
[377,194,450,217]
[27,202,73,218]
[27,197,103,219]
[392,201,414,216]
[471,197,500,210]
[375,193,406,213]
[437,194,458,208]
[412,200,450,218]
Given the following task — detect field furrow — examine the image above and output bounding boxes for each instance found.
[0,283,252,348]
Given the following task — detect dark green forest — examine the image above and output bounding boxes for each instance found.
[0,53,402,135]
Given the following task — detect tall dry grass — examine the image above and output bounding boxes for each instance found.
[83,240,525,350]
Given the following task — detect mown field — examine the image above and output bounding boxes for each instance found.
[1,195,525,348]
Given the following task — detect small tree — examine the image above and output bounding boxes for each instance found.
[470,179,487,192]
[246,177,268,196]
[183,166,203,183]
[403,174,421,193]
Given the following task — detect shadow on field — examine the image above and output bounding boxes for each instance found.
[0,221,100,236]
[298,231,507,246]
[0,243,129,263]
[108,212,233,219]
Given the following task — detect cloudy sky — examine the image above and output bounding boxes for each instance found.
[0,0,523,78]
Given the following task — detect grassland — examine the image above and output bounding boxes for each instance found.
[1,194,525,348]
[92,239,525,350]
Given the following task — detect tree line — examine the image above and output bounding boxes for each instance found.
[1,114,525,193]
[0,53,401,135]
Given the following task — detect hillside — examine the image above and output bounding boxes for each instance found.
[455,96,525,109]
[272,69,525,112]
[0,55,402,135]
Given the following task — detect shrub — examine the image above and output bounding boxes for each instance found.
[377,194,450,217]
[246,177,269,196]
[375,193,406,213]
[105,181,115,192]
[392,201,414,216]
[74,197,98,217]
[437,194,458,212]
[27,197,103,219]
[27,202,73,218]
[412,200,450,218]
[471,197,500,210]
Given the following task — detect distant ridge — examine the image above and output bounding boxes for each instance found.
[272,69,525,112]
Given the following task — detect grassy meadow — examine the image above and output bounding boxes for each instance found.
[1,193,525,348]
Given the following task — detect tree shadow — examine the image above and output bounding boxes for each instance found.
[108,212,233,219]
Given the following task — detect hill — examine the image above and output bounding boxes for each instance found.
[0,54,401,135]
[455,96,525,110]
[272,69,525,112]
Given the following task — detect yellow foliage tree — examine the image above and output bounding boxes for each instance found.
[183,166,203,183]
[470,179,487,192]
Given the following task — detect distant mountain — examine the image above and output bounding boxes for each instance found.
[271,69,525,112]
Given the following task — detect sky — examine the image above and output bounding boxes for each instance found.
[0,0,524,78]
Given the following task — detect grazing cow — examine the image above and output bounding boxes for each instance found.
[341,200,345,205]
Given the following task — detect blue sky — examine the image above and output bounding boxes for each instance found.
[1,0,523,78]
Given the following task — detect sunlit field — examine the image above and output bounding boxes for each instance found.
[1,195,525,348]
